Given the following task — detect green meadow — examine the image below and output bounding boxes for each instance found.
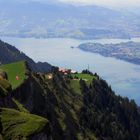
[1,107,48,140]
[0,61,26,89]
[70,73,96,95]
[71,73,95,85]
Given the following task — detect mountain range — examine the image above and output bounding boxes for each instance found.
[0,0,140,39]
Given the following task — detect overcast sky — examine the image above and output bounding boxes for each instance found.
[32,0,140,8]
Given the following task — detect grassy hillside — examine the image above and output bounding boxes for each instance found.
[0,78,11,97]
[70,80,81,95]
[0,108,48,140]
[71,73,96,85]
[0,63,140,140]
[0,61,26,89]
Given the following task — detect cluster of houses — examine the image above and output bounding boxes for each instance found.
[59,68,77,75]
[46,68,77,80]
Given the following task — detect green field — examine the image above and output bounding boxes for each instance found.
[71,73,95,85]
[0,79,11,97]
[70,73,96,95]
[0,61,26,89]
[0,107,48,140]
[70,80,81,95]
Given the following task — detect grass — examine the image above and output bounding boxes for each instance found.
[0,108,49,140]
[0,79,11,91]
[71,73,95,85]
[12,98,29,113]
[0,61,26,89]
[70,73,96,95]
[70,80,81,95]
[55,108,66,131]
[0,85,8,97]
[77,130,97,140]
[0,79,11,97]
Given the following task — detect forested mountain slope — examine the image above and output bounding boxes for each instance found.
[0,62,140,140]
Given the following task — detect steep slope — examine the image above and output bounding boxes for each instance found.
[0,107,49,140]
[0,40,51,72]
[0,78,11,97]
[9,67,140,140]
[0,63,50,140]
[0,61,140,139]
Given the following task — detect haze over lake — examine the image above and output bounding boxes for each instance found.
[1,37,140,104]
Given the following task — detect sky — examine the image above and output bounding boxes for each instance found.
[32,0,140,8]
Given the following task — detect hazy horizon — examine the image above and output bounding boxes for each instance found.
[25,0,140,8]
[1,0,140,9]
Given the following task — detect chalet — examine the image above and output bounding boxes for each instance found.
[71,70,77,74]
[59,68,77,75]
[59,68,71,75]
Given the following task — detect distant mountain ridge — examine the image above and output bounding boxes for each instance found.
[0,40,52,72]
[0,0,140,39]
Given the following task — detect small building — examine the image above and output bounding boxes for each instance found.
[59,68,78,75]
[59,68,71,75]
[16,75,19,81]
[71,70,77,74]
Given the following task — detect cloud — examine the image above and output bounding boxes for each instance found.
[60,0,140,7]
[34,0,140,8]
[19,0,140,8]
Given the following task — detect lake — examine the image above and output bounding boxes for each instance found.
[1,37,140,104]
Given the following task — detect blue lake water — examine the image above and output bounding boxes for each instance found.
[1,37,140,104]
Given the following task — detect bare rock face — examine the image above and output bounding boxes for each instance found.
[0,69,8,80]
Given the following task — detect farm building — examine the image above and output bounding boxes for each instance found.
[59,68,77,75]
